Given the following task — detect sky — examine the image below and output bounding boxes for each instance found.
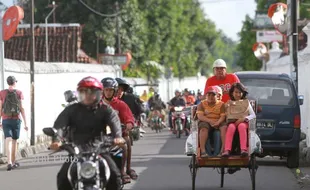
[199,0,257,41]
[2,0,257,41]
[2,0,13,7]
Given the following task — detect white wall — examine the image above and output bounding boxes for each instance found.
[0,59,118,151]
[265,23,310,147]
[0,59,209,153]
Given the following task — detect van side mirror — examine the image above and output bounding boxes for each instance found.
[298,95,304,105]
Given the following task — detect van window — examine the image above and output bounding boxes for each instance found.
[239,78,295,106]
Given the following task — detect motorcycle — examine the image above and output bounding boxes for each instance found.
[172,106,190,138]
[149,110,163,133]
[43,127,122,190]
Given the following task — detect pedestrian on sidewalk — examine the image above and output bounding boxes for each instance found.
[0,76,28,171]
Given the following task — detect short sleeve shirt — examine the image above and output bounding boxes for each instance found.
[204,74,240,103]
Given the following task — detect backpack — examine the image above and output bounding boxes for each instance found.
[3,90,21,117]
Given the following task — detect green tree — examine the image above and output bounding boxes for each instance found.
[236,15,262,70]
[18,0,237,79]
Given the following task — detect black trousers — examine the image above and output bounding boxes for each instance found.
[57,154,122,190]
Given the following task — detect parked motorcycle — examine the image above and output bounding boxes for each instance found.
[43,127,123,190]
[172,106,190,138]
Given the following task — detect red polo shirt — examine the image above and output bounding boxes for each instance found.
[204,74,240,103]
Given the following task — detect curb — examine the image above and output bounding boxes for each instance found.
[291,168,310,189]
[0,142,50,164]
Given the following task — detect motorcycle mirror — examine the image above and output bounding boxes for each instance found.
[268,3,288,35]
[43,127,57,137]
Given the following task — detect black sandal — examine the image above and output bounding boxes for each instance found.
[127,169,138,180]
[122,174,131,184]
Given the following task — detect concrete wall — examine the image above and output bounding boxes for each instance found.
[0,59,208,154]
[0,59,118,153]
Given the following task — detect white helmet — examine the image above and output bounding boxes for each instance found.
[213,59,227,68]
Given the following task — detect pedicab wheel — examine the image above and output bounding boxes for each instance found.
[249,154,257,190]
[190,154,197,190]
[220,167,225,188]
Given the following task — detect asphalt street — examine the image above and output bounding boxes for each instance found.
[0,128,305,190]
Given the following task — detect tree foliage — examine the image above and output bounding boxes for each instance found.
[18,0,237,79]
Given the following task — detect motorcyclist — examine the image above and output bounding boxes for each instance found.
[194,90,204,105]
[148,93,166,111]
[168,89,186,130]
[115,77,141,179]
[115,78,144,122]
[101,77,135,184]
[49,76,124,190]
[183,88,196,106]
[147,93,166,126]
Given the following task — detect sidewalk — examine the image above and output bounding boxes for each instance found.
[296,167,310,188]
[0,142,50,164]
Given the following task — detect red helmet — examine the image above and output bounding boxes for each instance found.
[77,76,103,90]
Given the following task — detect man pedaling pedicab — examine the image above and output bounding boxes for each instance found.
[101,77,136,184]
[196,86,226,157]
[204,59,240,103]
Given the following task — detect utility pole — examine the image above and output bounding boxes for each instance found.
[30,0,35,146]
[115,1,121,54]
[289,0,298,92]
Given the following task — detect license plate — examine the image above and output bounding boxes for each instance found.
[256,121,275,129]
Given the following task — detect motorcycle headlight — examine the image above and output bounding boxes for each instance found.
[80,161,96,179]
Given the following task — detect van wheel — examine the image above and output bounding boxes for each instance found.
[287,148,299,168]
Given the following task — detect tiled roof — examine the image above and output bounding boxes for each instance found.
[4,23,96,63]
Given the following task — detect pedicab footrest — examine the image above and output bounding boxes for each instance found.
[197,156,249,167]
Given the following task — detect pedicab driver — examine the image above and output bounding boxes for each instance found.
[204,59,240,103]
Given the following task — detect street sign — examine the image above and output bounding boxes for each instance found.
[98,54,127,65]
[253,13,274,29]
[256,30,283,43]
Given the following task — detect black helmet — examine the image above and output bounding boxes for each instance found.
[64,90,77,103]
[101,77,118,89]
[127,86,133,94]
[101,77,118,100]
[197,89,202,95]
[115,78,130,91]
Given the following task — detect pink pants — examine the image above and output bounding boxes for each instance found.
[224,122,248,152]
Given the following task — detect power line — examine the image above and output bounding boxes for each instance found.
[78,0,120,17]
[199,0,247,3]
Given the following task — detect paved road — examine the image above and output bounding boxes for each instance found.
[0,128,304,190]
